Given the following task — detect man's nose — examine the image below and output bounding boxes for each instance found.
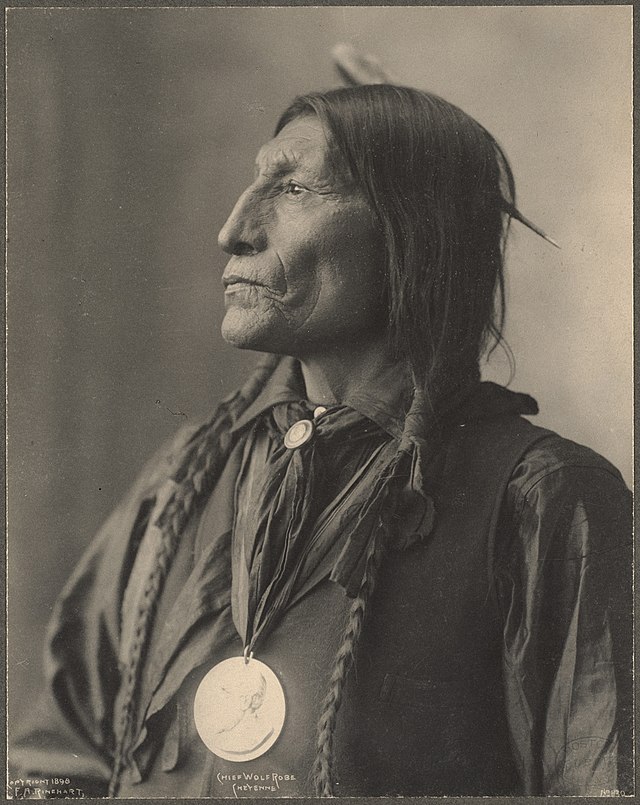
[217,188,267,256]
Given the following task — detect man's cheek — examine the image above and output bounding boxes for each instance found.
[279,241,319,285]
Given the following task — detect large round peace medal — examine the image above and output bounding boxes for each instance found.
[194,656,286,762]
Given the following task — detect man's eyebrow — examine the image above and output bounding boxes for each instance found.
[254,146,305,178]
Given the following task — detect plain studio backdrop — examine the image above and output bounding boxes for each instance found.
[7,7,632,743]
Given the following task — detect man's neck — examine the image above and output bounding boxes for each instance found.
[298,336,401,405]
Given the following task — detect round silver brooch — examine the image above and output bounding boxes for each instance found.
[284,419,314,449]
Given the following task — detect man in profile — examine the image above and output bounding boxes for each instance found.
[11,70,632,797]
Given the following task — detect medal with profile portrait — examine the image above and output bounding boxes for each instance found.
[194,655,286,762]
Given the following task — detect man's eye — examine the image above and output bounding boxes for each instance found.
[283,181,307,197]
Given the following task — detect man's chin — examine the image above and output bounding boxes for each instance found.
[221,328,259,351]
[220,312,282,354]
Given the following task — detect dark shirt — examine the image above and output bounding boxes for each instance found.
[10,359,632,798]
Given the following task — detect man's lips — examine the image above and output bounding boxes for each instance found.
[222,273,267,289]
[222,273,286,296]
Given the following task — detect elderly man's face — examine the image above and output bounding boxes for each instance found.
[217,116,386,357]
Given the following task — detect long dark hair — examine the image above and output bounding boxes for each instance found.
[277,85,514,410]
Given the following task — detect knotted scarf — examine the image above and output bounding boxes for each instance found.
[231,399,435,654]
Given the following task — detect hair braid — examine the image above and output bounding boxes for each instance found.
[108,354,280,796]
[312,517,386,796]
[311,386,426,797]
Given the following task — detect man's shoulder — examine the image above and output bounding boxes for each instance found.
[503,428,630,532]
[512,429,627,492]
[445,411,630,527]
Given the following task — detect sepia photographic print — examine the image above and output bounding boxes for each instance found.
[6,4,634,799]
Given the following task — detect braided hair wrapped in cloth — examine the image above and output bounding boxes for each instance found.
[11,82,632,799]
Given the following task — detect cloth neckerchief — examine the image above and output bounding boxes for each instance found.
[231,399,392,655]
[227,359,541,647]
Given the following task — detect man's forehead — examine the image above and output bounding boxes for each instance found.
[254,118,336,176]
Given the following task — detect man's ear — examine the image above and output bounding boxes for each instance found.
[332,43,394,86]
[250,691,263,709]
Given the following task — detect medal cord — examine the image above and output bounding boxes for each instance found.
[107,355,280,797]
[311,519,386,797]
